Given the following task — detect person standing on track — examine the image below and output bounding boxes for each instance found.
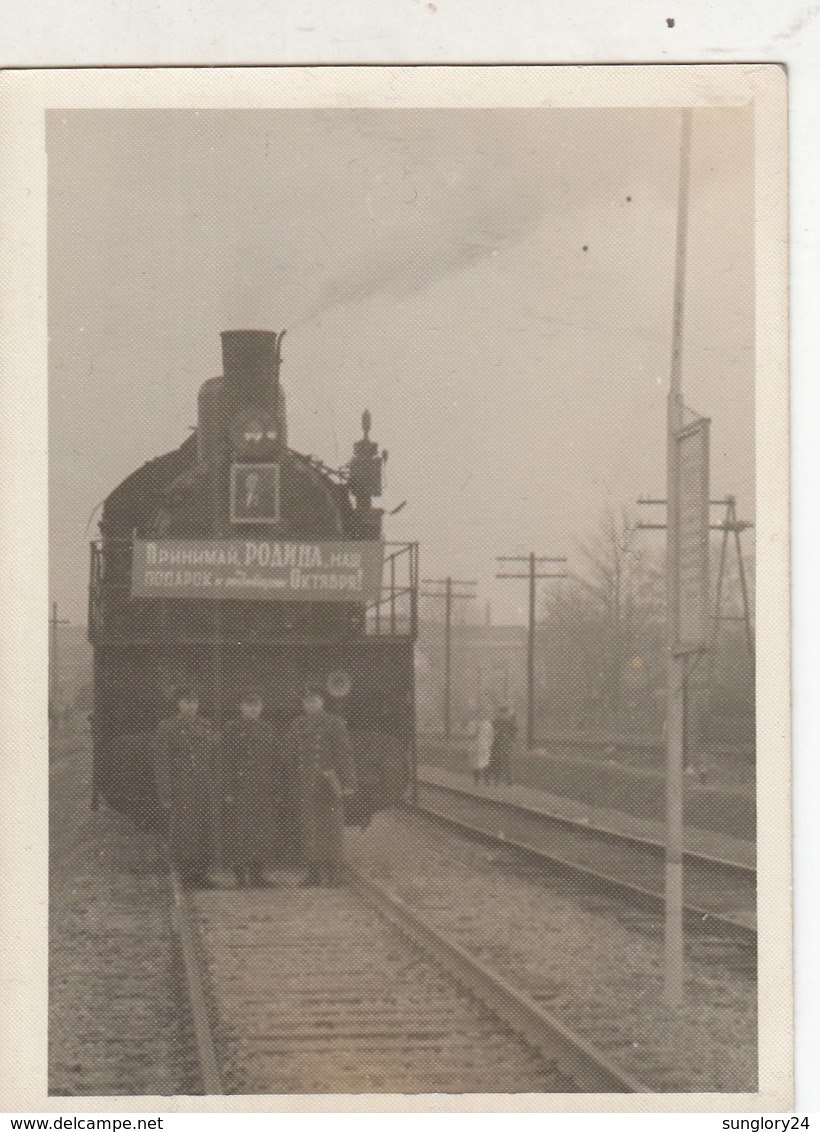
[286,685,356,888]
[468,715,494,786]
[152,688,217,889]
[220,689,285,889]
[490,705,517,786]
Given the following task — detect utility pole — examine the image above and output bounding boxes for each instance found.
[709,495,755,664]
[638,493,754,688]
[421,577,477,739]
[632,109,701,1009]
[496,553,567,749]
[665,105,694,1010]
[49,601,70,739]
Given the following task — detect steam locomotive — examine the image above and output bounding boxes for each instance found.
[88,330,418,832]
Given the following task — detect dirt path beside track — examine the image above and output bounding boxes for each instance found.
[49,724,194,1096]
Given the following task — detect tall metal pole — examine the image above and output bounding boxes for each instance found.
[665,105,693,1008]
[639,493,752,760]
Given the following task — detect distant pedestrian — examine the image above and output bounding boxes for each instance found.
[220,689,286,888]
[286,686,356,888]
[152,689,216,888]
[490,705,517,786]
[468,716,494,786]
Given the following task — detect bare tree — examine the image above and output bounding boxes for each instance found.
[543,505,664,729]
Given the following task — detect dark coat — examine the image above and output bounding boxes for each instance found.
[219,717,286,866]
[490,713,517,779]
[152,715,216,871]
[492,714,518,753]
[286,709,355,865]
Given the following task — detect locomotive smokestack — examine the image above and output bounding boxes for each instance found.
[198,330,288,463]
[220,329,286,409]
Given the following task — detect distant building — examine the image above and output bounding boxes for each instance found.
[415,621,527,732]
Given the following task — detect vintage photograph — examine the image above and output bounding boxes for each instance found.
[38,68,788,1104]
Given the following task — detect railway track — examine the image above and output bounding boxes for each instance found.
[171,867,648,1095]
[414,774,756,947]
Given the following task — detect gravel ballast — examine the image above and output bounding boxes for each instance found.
[49,727,193,1095]
[345,807,757,1093]
[48,724,756,1095]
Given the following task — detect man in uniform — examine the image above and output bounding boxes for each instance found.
[220,689,286,888]
[286,685,355,888]
[152,688,216,888]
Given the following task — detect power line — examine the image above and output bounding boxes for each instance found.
[420,577,477,740]
[495,553,568,750]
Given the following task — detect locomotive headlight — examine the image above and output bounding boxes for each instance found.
[231,407,279,457]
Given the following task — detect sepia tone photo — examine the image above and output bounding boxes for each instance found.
[1,65,790,1110]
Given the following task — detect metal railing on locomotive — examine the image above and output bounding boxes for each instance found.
[365,541,419,638]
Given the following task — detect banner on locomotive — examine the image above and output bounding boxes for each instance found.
[131,538,384,602]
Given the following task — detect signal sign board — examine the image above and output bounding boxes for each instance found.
[131,539,383,603]
[670,415,710,652]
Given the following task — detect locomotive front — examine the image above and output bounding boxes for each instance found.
[88,330,418,829]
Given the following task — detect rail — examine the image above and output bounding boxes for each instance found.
[172,861,647,1094]
[346,867,648,1093]
[417,770,755,873]
[414,776,756,947]
[169,867,224,1094]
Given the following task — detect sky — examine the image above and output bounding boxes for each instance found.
[48,105,754,624]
